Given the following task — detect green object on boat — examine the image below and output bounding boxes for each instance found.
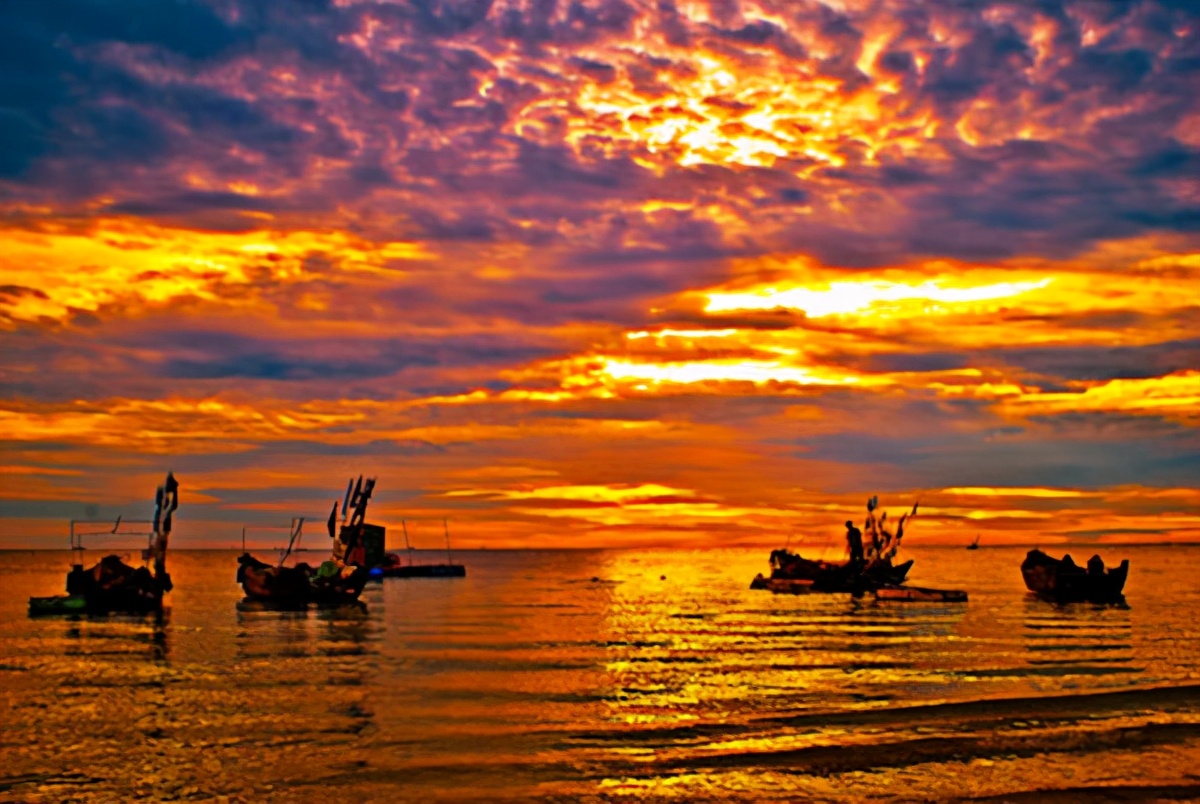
[28,595,88,616]
[316,561,339,579]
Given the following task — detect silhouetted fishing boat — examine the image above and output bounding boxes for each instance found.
[751,497,917,594]
[236,476,379,606]
[237,552,370,607]
[966,535,980,550]
[29,473,178,616]
[376,518,466,579]
[1021,549,1129,604]
[750,550,913,592]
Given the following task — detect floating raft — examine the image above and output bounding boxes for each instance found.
[379,563,466,578]
[874,584,968,603]
[28,595,89,616]
[749,576,815,594]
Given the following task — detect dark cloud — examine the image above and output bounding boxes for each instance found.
[154,330,560,383]
[1,0,1196,268]
[857,339,1200,385]
[790,412,1200,492]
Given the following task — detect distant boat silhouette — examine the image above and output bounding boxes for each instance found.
[377,519,466,579]
[30,472,178,616]
[966,535,980,550]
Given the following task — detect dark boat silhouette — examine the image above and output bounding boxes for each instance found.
[1021,549,1129,604]
[237,552,370,607]
[751,497,917,594]
[379,558,466,578]
[966,534,980,550]
[750,550,913,593]
[236,476,378,606]
[29,473,178,616]
[376,519,466,579]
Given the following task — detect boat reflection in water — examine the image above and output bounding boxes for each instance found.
[1022,600,1136,680]
[62,611,171,665]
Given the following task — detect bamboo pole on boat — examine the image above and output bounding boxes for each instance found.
[443,518,452,565]
[280,517,304,565]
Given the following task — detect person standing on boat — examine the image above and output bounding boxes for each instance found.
[845,520,864,568]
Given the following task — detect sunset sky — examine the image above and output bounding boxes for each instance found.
[2,0,1198,550]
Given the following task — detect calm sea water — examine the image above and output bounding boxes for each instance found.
[2,545,1199,802]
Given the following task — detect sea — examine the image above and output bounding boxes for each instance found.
[2,545,1199,802]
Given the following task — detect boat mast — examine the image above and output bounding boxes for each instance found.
[280,517,305,565]
[443,518,452,566]
[402,519,413,566]
[151,472,179,595]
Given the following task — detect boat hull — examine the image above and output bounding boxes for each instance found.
[29,556,168,616]
[29,595,89,616]
[237,553,370,606]
[752,557,913,594]
[1021,549,1128,604]
[379,563,466,578]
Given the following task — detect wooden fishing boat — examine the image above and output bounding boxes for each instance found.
[750,551,914,591]
[874,584,968,603]
[236,553,370,606]
[236,476,382,606]
[751,498,919,595]
[1021,549,1129,604]
[29,473,178,616]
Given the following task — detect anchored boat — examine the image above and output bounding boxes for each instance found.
[236,552,370,607]
[29,472,179,616]
[1021,549,1129,604]
[750,551,913,593]
[377,518,466,579]
[235,476,378,606]
[751,497,917,594]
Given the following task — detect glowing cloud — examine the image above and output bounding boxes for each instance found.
[705,278,1053,317]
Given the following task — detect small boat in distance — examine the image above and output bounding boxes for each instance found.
[966,535,980,550]
[377,519,466,578]
[30,472,178,616]
[1021,549,1129,604]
